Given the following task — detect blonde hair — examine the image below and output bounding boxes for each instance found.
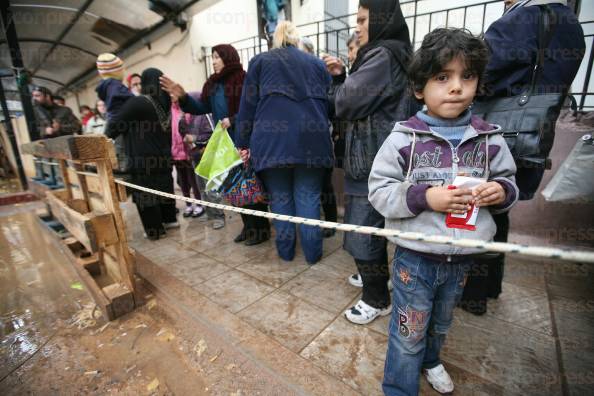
[272,21,300,49]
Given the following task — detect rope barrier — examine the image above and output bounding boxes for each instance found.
[112,179,594,264]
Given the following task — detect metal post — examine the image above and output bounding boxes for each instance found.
[0,80,27,190]
[579,37,594,111]
[0,1,40,141]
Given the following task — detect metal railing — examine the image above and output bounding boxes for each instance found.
[203,0,593,110]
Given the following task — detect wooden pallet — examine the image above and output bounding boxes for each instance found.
[23,135,136,320]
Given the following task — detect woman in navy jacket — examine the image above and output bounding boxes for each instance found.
[461,0,585,315]
[161,45,271,245]
[236,21,333,265]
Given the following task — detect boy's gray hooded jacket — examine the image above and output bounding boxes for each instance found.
[368,114,519,255]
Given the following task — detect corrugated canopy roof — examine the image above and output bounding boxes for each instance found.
[1,0,197,100]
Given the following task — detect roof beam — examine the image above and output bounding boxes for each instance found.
[31,0,95,76]
[0,38,98,57]
[63,0,201,93]
[0,74,66,88]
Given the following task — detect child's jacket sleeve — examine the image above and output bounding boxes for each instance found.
[485,134,519,214]
[368,133,429,219]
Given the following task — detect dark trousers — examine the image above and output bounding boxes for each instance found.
[322,168,337,222]
[460,212,509,314]
[132,172,177,239]
[240,202,270,241]
[174,160,201,205]
[355,250,390,309]
[135,195,177,239]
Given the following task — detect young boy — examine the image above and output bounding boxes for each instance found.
[95,53,133,171]
[368,28,518,395]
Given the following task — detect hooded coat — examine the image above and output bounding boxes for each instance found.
[105,68,172,178]
[368,115,519,255]
[330,0,420,196]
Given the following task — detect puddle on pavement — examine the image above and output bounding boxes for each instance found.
[0,211,87,380]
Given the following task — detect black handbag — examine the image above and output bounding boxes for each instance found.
[472,5,562,170]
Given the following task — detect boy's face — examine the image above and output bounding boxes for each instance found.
[415,57,478,119]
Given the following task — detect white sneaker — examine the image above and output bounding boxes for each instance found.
[163,221,180,229]
[192,205,205,218]
[424,364,454,394]
[183,206,194,218]
[344,300,391,325]
[348,273,363,287]
[348,273,394,291]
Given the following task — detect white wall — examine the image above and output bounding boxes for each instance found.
[66,0,594,110]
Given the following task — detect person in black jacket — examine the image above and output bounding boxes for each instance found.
[325,0,420,325]
[460,0,585,315]
[105,68,178,240]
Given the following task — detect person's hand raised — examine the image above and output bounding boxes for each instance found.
[159,75,186,102]
[322,54,345,76]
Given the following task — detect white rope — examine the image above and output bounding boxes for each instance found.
[113,179,594,264]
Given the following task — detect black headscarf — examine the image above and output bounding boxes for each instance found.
[350,0,412,74]
[140,68,171,112]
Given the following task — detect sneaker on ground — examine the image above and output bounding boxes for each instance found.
[183,206,194,218]
[348,273,363,287]
[344,300,391,325]
[163,221,180,229]
[424,364,454,394]
[212,219,225,230]
[348,273,394,291]
[192,205,205,218]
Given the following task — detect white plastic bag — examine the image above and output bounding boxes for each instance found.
[541,134,594,202]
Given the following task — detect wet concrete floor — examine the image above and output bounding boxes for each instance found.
[0,204,293,395]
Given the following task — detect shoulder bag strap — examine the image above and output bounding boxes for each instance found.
[142,95,171,132]
[521,5,557,104]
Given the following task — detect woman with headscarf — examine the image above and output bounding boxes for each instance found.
[105,67,178,240]
[160,45,270,242]
[324,0,420,325]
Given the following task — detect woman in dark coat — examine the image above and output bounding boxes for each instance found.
[106,67,177,240]
[160,44,270,245]
[325,0,419,324]
[236,21,333,265]
[460,0,586,315]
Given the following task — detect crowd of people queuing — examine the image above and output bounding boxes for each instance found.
[30,0,585,394]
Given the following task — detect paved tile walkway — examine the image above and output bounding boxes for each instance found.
[122,198,594,396]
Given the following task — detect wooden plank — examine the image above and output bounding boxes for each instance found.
[46,190,118,253]
[62,236,82,251]
[102,246,123,286]
[88,193,108,212]
[76,253,101,277]
[37,216,115,320]
[105,140,118,170]
[117,182,127,202]
[102,283,135,319]
[58,159,72,200]
[84,173,102,195]
[21,135,108,161]
[72,170,127,203]
[71,162,90,204]
[96,159,135,292]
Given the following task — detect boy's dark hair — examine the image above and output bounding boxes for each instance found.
[408,28,489,101]
[52,95,64,102]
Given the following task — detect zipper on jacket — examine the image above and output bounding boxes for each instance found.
[451,146,459,177]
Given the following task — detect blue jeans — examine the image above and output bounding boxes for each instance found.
[260,166,324,264]
[383,248,471,396]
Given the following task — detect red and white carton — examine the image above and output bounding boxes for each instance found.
[445,176,485,231]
